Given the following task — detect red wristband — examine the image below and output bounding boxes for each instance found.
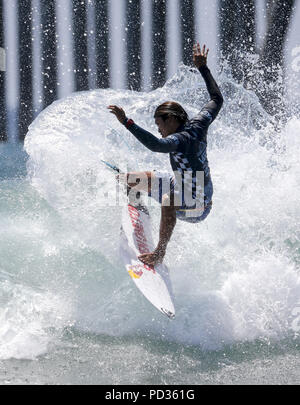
[125,119,134,129]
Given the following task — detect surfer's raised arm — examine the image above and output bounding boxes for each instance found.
[193,43,223,124]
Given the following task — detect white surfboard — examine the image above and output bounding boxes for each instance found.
[119,202,175,319]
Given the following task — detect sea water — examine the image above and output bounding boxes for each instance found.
[0,64,300,384]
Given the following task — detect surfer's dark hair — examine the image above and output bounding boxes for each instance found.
[154,101,188,125]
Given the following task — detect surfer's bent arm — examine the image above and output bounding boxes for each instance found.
[194,65,223,125]
[107,104,179,153]
[122,119,179,153]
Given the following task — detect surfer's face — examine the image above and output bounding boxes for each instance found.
[155,116,180,138]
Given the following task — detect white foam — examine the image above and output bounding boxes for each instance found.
[0,279,71,359]
[19,64,300,350]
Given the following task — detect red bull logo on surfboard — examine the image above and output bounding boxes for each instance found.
[127,204,156,276]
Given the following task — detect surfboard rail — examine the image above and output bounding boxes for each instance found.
[120,202,175,319]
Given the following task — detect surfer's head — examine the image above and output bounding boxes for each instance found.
[154,102,188,138]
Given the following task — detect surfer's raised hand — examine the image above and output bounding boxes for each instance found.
[193,42,209,69]
[107,105,126,124]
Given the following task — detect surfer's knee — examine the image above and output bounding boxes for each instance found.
[161,193,171,207]
[162,193,179,210]
[161,195,176,219]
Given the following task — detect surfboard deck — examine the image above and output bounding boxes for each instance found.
[119,202,175,319]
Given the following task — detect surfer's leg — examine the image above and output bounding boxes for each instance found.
[157,194,177,255]
[139,193,177,266]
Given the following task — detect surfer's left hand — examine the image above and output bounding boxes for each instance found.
[107,105,126,124]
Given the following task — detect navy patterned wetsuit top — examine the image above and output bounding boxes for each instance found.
[123,65,223,208]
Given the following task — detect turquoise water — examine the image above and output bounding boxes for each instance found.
[1,332,300,385]
[1,65,300,384]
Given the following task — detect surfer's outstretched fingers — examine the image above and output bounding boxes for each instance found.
[107,105,126,123]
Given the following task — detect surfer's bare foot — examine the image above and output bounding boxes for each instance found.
[138,248,165,267]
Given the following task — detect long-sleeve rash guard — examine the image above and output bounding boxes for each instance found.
[123,65,223,206]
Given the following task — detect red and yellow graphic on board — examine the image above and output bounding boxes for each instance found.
[127,205,156,276]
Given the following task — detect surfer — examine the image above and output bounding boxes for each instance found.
[108,43,223,267]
